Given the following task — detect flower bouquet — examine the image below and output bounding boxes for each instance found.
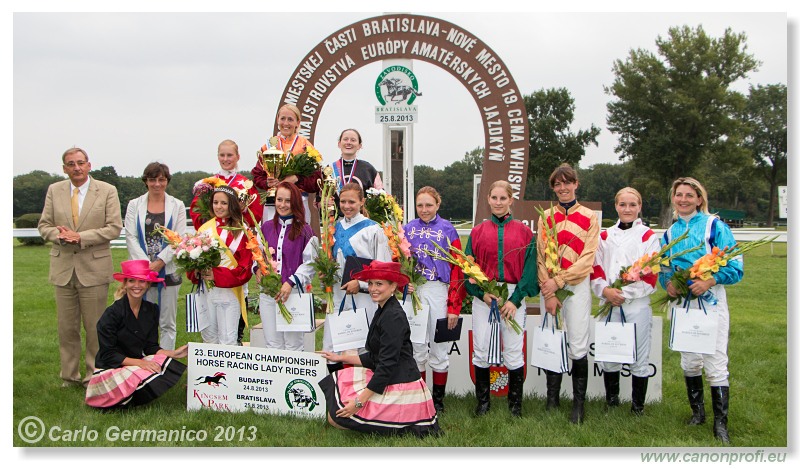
[653,235,777,309]
[311,168,340,313]
[365,188,403,225]
[422,240,523,334]
[245,229,293,323]
[536,205,575,325]
[153,225,223,291]
[593,230,702,318]
[282,143,323,178]
[380,207,427,313]
[190,176,227,222]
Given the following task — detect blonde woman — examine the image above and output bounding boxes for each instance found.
[252,104,321,222]
[464,180,539,417]
[590,187,660,415]
[404,186,465,412]
[85,260,188,409]
[659,177,742,444]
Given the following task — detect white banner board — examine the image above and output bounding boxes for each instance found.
[778,185,787,219]
[187,342,327,419]
[435,315,663,402]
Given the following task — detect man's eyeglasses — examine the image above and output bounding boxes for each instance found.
[64,161,88,168]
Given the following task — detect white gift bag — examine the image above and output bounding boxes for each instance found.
[594,308,637,364]
[670,301,719,355]
[328,294,370,352]
[401,299,430,344]
[276,290,316,333]
[530,315,570,373]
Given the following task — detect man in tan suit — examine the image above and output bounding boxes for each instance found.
[38,147,122,387]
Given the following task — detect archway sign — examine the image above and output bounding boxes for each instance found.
[276,13,536,229]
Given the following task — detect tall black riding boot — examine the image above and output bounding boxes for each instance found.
[545,370,563,411]
[570,357,589,424]
[711,386,730,444]
[507,367,525,417]
[432,384,446,413]
[685,375,706,425]
[431,371,448,413]
[473,366,491,416]
[631,375,649,416]
[603,371,621,407]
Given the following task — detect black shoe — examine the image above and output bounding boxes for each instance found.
[473,366,491,416]
[603,371,621,408]
[507,367,525,418]
[711,386,730,444]
[685,375,706,425]
[631,375,649,416]
[432,384,446,413]
[570,357,588,424]
[545,370,563,411]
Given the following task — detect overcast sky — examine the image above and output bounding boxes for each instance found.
[11,8,788,179]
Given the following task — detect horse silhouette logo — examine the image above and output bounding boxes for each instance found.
[284,379,319,412]
[374,65,422,105]
[195,372,228,387]
[379,77,423,103]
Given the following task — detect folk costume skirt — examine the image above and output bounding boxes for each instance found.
[85,354,186,409]
[319,366,441,437]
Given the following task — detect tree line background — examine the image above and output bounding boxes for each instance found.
[14,25,786,230]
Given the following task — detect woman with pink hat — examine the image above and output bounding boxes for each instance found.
[318,260,441,437]
[84,259,188,409]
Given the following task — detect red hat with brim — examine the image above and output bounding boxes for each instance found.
[352,260,409,287]
[113,259,165,283]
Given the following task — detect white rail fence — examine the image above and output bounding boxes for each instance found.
[13,227,787,247]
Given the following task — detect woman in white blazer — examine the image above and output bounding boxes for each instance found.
[125,162,187,350]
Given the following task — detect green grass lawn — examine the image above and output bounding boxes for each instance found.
[12,242,787,448]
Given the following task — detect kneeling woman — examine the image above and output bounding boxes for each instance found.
[319,261,441,437]
[85,260,188,409]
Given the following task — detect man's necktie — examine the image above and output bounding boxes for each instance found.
[71,187,80,227]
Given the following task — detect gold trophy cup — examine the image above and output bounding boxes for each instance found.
[258,136,286,198]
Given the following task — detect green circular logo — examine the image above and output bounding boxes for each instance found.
[284,379,318,412]
[374,66,421,105]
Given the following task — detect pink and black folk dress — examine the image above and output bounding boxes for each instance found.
[319,295,441,437]
[85,296,185,409]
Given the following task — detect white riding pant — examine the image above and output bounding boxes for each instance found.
[200,287,242,346]
[540,277,592,360]
[676,285,730,387]
[598,296,653,377]
[259,293,305,351]
[412,281,451,373]
[471,284,527,370]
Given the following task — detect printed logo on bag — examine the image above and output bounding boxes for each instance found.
[693,325,700,330]
[284,379,319,412]
[194,372,228,387]
[610,336,617,341]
